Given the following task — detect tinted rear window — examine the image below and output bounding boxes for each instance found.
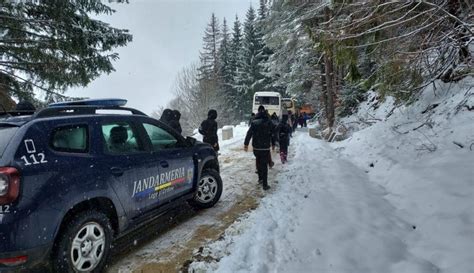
[0,127,18,157]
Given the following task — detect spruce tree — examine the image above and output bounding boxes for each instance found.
[229,15,243,86]
[258,0,268,20]
[0,0,132,102]
[217,18,235,123]
[198,13,221,111]
[198,13,221,82]
[236,6,265,114]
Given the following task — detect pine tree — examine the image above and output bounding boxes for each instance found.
[198,13,221,82]
[0,1,132,102]
[256,0,276,93]
[258,0,268,20]
[217,18,235,123]
[235,6,266,114]
[198,13,221,111]
[229,15,243,85]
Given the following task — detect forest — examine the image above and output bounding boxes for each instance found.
[161,0,473,136]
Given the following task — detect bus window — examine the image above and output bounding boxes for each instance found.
[255,96,280,105]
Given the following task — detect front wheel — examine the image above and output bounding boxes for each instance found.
[51,210,113,273]
[189,169,223,209]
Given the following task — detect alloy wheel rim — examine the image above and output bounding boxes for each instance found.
[70,222,106,272]
[196,175,218,203]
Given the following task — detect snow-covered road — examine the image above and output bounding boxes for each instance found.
[190,133,434,272]
[190,131,472,273]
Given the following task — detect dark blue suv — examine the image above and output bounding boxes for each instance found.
[0,99,222,272]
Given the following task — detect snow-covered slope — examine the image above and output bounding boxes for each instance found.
[187,78,474,273]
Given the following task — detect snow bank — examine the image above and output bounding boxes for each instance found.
[333,78,474,272]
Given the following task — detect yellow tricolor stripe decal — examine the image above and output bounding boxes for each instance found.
[155,177,186,191]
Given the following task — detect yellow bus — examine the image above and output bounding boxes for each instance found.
[281,97,296,115]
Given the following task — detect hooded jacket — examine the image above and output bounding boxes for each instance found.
[244,111,276,150]
[159,109,173,125]
[199,110,218,149]
[276,115,292,146]
[169,110,182,134]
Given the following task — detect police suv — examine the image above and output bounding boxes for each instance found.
[0,99,222,272]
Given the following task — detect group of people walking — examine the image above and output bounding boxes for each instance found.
[289,111,310,131]
[244,105,293,191]
[159,106,294,192]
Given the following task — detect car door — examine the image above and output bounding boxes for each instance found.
[97,117,151,220]
[136,119,195,210]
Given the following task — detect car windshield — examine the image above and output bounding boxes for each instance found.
[0,127,18,158]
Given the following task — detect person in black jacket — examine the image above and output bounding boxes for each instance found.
[199,109,219,152]
[276,115,292,164]
[160,109,182,134]
[170,110,182,134]
[160,109,173,126]
[244,105,275,190]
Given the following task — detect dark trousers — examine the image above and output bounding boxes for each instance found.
[280,143,288,163]
[253,150,270,187]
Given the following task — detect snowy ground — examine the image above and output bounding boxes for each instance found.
[185,78,474,273]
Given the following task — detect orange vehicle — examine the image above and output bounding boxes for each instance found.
[299,103,315,118]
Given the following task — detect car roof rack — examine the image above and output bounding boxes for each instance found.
[48,98,128,108]
[34,105,147,119]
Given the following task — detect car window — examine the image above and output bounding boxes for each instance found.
[102,122,143,154]
[51,125,88,153]
[143,123,178,151]
[0,127,18,157]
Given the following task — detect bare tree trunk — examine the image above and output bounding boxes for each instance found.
[324,7,336,129]
[319,62,328,127]
[0,83,16,111]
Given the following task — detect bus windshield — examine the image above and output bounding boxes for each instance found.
[282,100,293,108]
[254,96,280,106]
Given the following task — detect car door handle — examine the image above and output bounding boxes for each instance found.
[110,167,124,177]
[160,161,169,168]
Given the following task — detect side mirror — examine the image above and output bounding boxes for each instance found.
[186,136,197,146]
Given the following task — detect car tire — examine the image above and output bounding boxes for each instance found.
[189,169,223,209]
[51,210,113,273]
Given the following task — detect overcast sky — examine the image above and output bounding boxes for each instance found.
[69,0,258,115]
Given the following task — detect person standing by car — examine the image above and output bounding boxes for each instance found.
[244,105,275,191]
[170,109,183,134]
[276,115,292,164]
[160,108,173,126]
[199,109,219,152]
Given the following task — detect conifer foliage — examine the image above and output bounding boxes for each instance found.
[0,0,132,102]
[169,4,274,130]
